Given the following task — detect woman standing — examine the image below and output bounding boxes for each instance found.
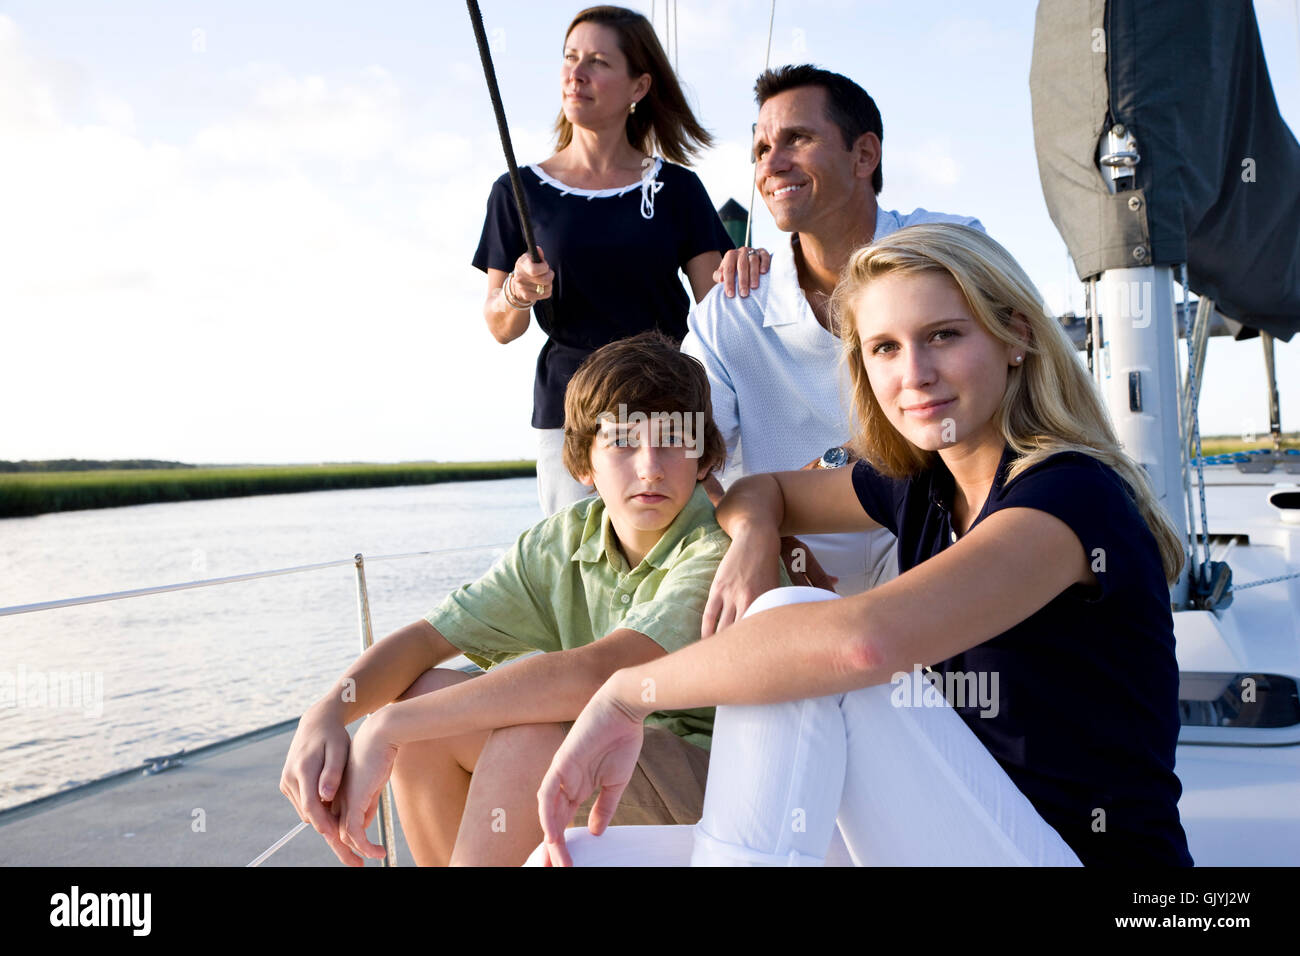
[533,224,1193,867]
[476,5,733,515]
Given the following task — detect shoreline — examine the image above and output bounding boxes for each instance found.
[0,460,537,518]
[2,434,1294,518]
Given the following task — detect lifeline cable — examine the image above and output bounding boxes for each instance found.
[247,820,309,867]
[466,0,555,334]
[1181,263,1211,592]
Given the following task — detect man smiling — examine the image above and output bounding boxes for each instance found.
[685,65,983,597]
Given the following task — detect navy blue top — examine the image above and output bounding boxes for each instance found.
[473,160,734,429]
[851,446,1193,866]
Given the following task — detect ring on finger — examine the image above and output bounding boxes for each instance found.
[745,249,761,257]
[535,283,546,295]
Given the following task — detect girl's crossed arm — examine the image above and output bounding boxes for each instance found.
[538,503,1092,865]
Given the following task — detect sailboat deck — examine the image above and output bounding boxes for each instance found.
[0,719,404,867]
[3,466,1297,867]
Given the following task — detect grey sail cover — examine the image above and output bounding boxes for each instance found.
[1030,0,1300,340]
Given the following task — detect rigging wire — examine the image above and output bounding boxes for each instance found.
[673,0,679,73]
[1294,0,1300,76]
[653,1,679,73]
[744,0,778,248]
[1178,269,1200,601]
[1180,262,1212,594]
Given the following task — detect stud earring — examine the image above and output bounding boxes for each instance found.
[629,100,637,114]
[1013,355,1023,364]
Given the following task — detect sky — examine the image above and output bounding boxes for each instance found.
[1,0,1298,465]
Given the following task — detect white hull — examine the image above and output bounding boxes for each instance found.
[1172,462,1300,865]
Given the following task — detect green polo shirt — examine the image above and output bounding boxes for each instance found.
[425,483,729,750]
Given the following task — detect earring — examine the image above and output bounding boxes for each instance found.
[1013,355,1024,365]
[629,100,637,114]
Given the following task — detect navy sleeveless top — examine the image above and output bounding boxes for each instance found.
[851,446,1193,866]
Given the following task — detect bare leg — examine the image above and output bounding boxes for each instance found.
[450,722,569,866]
[387,668,491,867]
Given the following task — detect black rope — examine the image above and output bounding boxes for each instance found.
[466,0,554,333]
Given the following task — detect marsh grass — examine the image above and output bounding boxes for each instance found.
[1197,434,1299,457]
[4,433,1295,518]
[0,461,537,517]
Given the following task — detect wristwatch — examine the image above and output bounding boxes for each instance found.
[816,446,852,469]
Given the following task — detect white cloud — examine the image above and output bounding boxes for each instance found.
[885,136,963,195]
[193,63,402,171]
[1,2,1294,462]
[930,15,1012,55]
[92,90,136,133]
[0,18,539,463]
[395,130,476,178]
[682,134,758,219]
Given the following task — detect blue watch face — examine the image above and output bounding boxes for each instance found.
[822,446,850,468]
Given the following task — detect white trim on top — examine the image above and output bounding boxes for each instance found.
[527,156,663,198]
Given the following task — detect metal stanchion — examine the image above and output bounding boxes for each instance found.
[354,553,398,867]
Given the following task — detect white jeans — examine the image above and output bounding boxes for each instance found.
[536,428,594,517]
[526,587,1083,866]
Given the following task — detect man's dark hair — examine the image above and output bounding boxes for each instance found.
[754,64,884,195]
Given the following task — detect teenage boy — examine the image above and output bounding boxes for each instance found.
[280,331,736,866]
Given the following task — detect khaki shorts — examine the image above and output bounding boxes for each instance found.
[568,725,710,827]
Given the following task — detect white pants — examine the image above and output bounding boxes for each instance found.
[536,428,594,517]
[526,587,1083,866]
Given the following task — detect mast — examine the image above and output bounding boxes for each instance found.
[1030,0,1300,610]
[1093,125,1190,605]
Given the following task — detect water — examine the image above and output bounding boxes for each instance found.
[0,478,541,811]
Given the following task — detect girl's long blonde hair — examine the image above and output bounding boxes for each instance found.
[832,223,1185,584]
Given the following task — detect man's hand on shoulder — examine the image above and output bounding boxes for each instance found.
[712,246,771,298]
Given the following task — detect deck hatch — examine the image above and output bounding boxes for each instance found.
[1178,672,1300,728]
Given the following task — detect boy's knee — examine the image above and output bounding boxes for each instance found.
[396,667,474,701]
[471,723,569,783]
[481,721,568,761]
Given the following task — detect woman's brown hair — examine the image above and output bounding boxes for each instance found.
[554,5,714,166]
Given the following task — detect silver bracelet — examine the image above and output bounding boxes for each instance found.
[501,271,530,311]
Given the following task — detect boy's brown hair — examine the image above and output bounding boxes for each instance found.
[562,331,727,481]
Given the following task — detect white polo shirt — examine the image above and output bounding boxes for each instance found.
[682,207,984,595]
